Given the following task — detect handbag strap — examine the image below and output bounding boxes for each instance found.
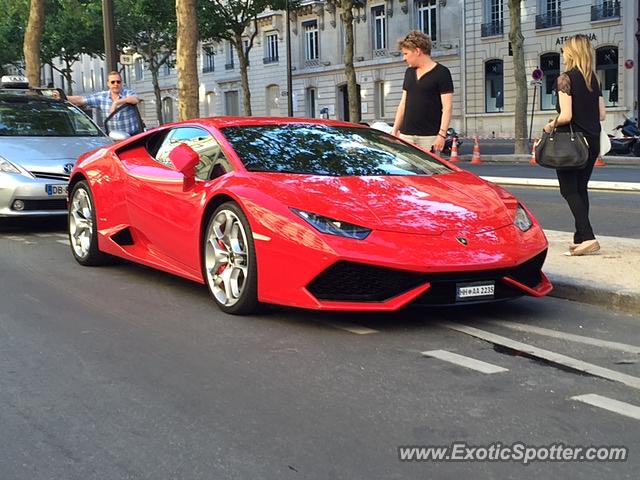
[550,116,575,141]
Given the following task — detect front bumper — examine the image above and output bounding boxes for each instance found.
[0,172,68,217]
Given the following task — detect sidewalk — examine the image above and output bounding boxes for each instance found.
[543,230,640,314]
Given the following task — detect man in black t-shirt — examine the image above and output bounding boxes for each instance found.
[391,31,453,153]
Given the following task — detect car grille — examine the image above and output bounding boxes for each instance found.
[31,171,70,181]
[306,250,547,303]
[13,199,67,211]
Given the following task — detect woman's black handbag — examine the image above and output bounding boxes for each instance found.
[535,119,589,170]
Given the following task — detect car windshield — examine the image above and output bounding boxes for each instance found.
[220,124,453,176]
[0,97,103,137]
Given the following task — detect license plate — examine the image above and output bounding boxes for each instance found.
[46,184,68,196]
[456,281,495,301]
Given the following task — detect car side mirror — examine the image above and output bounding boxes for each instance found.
[109,130,130,142]
[169,143,199,188]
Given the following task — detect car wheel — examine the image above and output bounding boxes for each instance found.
[68,180,110,266]
[203,202,258,315]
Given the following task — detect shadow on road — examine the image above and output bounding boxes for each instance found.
[0,216,67,234]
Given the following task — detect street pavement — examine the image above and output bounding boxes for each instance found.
[453,157,640,314]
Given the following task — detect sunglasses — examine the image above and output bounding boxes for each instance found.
[110,80,122,84]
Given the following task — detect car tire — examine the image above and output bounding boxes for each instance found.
[68,180,110,266]
[202,202,258,315]
[632,141,640,157]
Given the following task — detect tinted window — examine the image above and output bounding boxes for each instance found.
[221,124,452,176]
[0,98,103,137]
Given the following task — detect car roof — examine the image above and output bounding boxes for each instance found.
[195,116,368,130]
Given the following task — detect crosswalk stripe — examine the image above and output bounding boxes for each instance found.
[571,394,640,421]
[487,320,640,354]
[421,349,508,374]
[440,322,640,390]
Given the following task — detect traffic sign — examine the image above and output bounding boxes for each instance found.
[624,59,634,69]
[532,68,544,81]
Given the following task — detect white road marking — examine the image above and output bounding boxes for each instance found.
[56,239,69,245]
[439,322,640,390]
[35,233,54,238]
[4,236,26,242]
[421,350,508,374]
[571,394,640,421]
[324,322,379,335]
[487,320,640,354]
[54,233,68,238]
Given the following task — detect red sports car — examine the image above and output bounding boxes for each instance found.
[67,117,552,314]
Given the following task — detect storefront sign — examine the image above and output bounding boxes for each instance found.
[556,33,597,46]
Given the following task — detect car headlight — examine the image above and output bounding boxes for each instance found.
[514,204,533,232]
[0,156,21,174]
[291,208,371,240]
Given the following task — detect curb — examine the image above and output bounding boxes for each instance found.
[547,273,640,314]
[457,154,640,166]
[480,176,640,192]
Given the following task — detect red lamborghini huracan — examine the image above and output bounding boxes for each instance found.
[67,118,552,314]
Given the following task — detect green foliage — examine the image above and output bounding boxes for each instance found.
[0,0,29,74]
[41,0,105,66]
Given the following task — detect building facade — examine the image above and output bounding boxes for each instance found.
[47,0,638,139]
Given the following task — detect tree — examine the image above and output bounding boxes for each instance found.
[115,0,177,124]
[41,0,104,94]
[176,0,199,120]
[509,0,527,154]
[337,0,363,123]
[23,0,46,86]
[0,0,28,75]
[199,0,287,116]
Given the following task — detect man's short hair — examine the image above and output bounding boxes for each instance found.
[107,70,120,78]
[398,31,432,56]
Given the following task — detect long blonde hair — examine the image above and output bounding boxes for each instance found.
[562,34,595,91]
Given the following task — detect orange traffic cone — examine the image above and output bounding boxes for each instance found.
[470,136,482,164]
[594,155,606,167]
[449,136,459,162]
[529,141,537,166]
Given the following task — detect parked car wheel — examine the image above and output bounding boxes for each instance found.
[202,202,258,315]
[68,181,111,266]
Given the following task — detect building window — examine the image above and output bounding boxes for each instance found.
[540,53,560,110]
[485,60,504,113]
[306,88,316,118]
[225,43,234,70]
[591,1,621,21]
[374,81,385,118]
[162,97,173,123]
[164,60,172,76]
[265,85,280,116]
[415,0,437,41]
[596,46,619,106]
[303,20,319,62]
[203,46,215,73]
[536,0,561,29]
[481,0,503,37]
[205,92,216,116]
[264,33,279,64]
[100,67,105,89]
[372,5,387,52]
[134,58,144,81]
[224,90,239,116]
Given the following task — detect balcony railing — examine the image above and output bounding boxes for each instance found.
[536,11,561,29]
[224,62,234,70]
[591,1,620,21]
[263,56,279,64]
[481,20,504,37]
[203,65,215,73]
[373,49,388,58]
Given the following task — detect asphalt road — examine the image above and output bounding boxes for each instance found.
[1,220,639,479]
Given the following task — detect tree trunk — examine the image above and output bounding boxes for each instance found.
[64,59,74,95]
[342,1,360,123]
[509,0,528,154]
[23,0,46,87]
[151,67,164,125]
[176,0,199,120]
[235,34,252,116]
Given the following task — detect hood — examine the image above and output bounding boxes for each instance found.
[0,136,111,171]
[251,171,514,235]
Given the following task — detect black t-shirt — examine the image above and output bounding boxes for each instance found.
[401,64,454,136]
[555,68,602,137]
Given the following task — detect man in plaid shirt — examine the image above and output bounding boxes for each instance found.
[68,71,142,136]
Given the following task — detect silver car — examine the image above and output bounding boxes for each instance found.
[0,89,111,217]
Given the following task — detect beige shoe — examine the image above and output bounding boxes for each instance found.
[571,239,600,256]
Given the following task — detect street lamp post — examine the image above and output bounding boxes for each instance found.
[285,0,293,117]
[102,0,118,72]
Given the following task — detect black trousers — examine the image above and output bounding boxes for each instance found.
[555,135,600,244]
